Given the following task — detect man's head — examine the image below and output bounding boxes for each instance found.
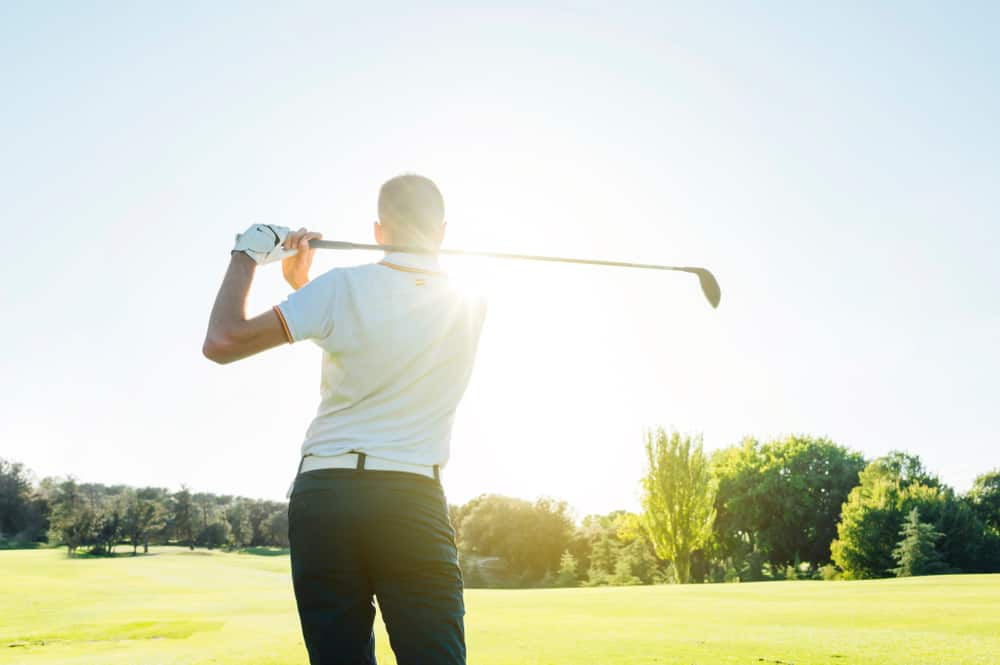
[375,174,446,249]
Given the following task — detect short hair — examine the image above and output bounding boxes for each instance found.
[378,174,445,244]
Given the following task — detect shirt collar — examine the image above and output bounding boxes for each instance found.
[380,251,443,272]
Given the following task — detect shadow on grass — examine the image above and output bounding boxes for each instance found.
[239,546,290,557]
[63,550,160,560]
[0,541,43,550]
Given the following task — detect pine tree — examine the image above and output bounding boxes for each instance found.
[556,550,579,587]
[609,558,641,586]
[891,508,947,577]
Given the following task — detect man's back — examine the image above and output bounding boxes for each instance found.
[277,251,487,466]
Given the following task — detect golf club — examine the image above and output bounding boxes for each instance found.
[308,240,721,309]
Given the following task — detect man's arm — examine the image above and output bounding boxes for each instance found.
[203,225,323,364]
[202,253,290,364]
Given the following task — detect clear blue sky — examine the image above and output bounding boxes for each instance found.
[1,2,997,517]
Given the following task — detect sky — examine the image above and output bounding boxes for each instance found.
[1,2,997,518]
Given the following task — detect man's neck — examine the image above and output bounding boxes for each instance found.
[380,251,442,272]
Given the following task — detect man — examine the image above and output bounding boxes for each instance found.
[203,174,486,665]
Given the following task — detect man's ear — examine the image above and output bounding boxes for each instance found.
[374,221,386,245]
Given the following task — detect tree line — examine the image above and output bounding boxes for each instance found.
[450,431,1000,586]
[0,460,288,554]
[3,433,999,584]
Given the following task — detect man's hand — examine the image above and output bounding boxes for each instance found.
[232,224,295,265]
[281,227,323,290]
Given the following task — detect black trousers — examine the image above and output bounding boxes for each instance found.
[288,467,466,665]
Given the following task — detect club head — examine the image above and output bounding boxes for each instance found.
[682,268,721,308]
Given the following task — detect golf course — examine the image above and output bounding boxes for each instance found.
[3,547,998,665]
[4,3,999,665]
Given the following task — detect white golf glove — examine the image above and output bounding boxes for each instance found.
[232,224,297,265]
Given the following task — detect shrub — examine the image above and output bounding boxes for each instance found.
[819,564,841,581]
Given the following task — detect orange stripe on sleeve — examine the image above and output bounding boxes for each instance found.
[273,305,294,344]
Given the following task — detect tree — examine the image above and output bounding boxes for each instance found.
[832,452,992,578]
[225,500,252,549]
[136,487,171,550]
[640,429,716,584]
[450,496,486,547]
[556,551,579,587]
[584,532,621,586]
[122,490,164,555]
[1,463,296,551]
[265,508,289,548]
[197,521,232,549]
[458,494,573,582]
[710,439,768,579]
[711,439,765,562]
[915,485,992,573]
[170,487,196,550]
[193,493,216,533]
[616,513,662,584]
[892,508,947,577]
[712,436,865,574]
[610,557,641,586]
[574,510,630,580]
[830,461,900,578]
[529,497,575,578]
[0,459,35,541]
[247,500,283,546]
[94,496,124,554]
[48,478,95,555]
[878,451,940,488]
[968,470,1000,534]
[754,436,864,568]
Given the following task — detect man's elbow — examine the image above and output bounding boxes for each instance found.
[202,332,239,365]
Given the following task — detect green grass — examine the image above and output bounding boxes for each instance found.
[3,547,999,664]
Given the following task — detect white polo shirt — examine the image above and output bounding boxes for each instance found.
[275,252,487,470]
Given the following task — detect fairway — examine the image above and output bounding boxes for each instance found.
[2,548,998,664]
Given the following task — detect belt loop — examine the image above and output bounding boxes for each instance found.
[355,452,367,471]
[433,464,440,482]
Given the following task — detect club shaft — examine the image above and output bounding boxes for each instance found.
[309,240,697,274]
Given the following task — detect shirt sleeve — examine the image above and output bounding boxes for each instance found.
[275,269,340,343]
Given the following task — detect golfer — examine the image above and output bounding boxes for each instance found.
[203,174,486,664]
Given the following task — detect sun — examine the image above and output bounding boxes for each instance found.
[441,255,506,299]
